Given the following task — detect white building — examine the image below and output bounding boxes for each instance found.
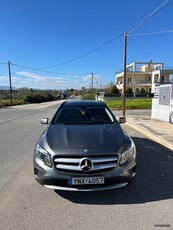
[116,61,173,94]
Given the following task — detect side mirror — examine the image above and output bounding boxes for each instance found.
[117,116,126,124]
[41,118,49,125]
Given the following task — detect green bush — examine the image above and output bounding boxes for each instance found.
[140,88,146,95]
[0,99,25,107]
[0,91,56,107]
[81,93,95,100]
[21,92,55,103]
[105,98,152,109]
[126,87,134,95]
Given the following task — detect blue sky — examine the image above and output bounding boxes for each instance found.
[0,0,173,90]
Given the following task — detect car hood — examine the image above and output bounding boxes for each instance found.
[41,123,128,151]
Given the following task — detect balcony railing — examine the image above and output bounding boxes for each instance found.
[116,66,173,75]
[128,80,152,84]
[161,66,173,71]
[117,80,152,85]
[117,80,173,86]
[116,69,150,74]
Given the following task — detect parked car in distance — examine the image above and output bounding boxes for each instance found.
[33,100,137,191]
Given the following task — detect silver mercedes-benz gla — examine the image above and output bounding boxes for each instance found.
[33,100,136,191]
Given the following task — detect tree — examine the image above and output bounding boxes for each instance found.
[18,87,30,94]
[110,85,119,94]
[140,88,146,95]
[104,81,115,94]
[126,87,133,95]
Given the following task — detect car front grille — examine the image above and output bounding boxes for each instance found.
[53,155,118,174]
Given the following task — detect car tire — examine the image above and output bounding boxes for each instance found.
[169,112,173,124]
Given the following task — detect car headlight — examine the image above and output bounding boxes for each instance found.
[36,144,52,167]
[120,140,136,165]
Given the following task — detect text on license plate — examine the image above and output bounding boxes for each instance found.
[68,177,104,185]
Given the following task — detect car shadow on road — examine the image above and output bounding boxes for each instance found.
[55,136,173,205]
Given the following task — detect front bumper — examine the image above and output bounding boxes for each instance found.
[44,182,129,191]
[33,154,136,191]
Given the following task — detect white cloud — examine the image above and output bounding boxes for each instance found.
[0,75,9,86]
[15,71,69,89]
[0,71,103,90]
[83,74,92,81]
[16,71,66,82]
[83,74,102,81]
[0,75,7,80]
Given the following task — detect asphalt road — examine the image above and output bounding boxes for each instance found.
[0,101,173,230]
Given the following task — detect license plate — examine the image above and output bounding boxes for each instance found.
[68,177,104,185]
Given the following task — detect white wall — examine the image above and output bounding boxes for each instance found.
[152,84,173,122]
[151,98,171,121]
[151,98,172,122]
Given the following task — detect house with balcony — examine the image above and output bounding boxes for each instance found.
[116,61,173,95]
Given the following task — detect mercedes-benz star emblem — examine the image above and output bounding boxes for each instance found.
[80,158,93,172]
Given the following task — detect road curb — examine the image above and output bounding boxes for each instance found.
[125,122,173,151]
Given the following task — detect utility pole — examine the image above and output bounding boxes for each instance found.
[8,60,13,104]
[123,32,127,117]
[91,72,94,99]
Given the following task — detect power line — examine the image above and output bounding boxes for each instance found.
[10,33,123,72]
[38,0,173,70]
[150,0,173,19]
[127,0,172,34]
[11,63,90,76]
[128,29,173,37]
[7,0,173,72]
[38,33,124,70]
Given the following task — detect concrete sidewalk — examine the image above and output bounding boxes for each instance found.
[115,110,173,151]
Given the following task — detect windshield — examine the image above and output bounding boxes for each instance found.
[52,106,115,125]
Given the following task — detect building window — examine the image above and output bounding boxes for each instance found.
[135,88,139,93]
[156,66,161,71]
[148,76,151,82]
[154,74,159,83]
[127,77,131,84]
[160,76,164,83]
